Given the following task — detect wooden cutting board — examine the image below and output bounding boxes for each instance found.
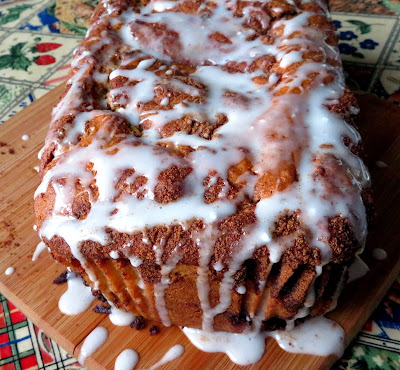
[0,84,400,370]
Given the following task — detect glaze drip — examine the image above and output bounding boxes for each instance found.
[58,272,95,315]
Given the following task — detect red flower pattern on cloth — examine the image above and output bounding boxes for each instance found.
[35,43,62,52]
[0,38,59,71]
[35,55,56,65]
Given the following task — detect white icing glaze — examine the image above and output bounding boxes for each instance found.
[38,146,45,160]
[110,251,119,259]
[272,317,344,357]
[182,317,344,365]
[36,0,370,339]
[78,326,108,364]
[115,349,139,370]
[152,239,184,326]
[146,344,184,370]
[279,51,303,68]
[5,267,15,275]
[236,285,246,294]
[33,165,40,172]
[182,327,267,365]
[129,256,143,268]
[137,279,145,289]
[372,248,387,260]
[348,256,369,283]
[22,134,30,141]
[152,1,176,12]
[59,272,95,315]
[32,241,47,261]
[109,304,136,326]
[213,262,224,272]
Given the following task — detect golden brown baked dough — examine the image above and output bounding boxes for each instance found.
[35,0,371,333]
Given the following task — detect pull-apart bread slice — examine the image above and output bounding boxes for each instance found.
[35,0,371,333]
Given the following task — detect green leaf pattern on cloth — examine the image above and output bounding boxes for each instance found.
[61,20,88,35]
[339,344,400,370]
[0,39,61,71]
[0,4,34,26]
[347,20,372,34]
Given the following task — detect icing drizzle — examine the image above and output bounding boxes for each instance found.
[59,272,95,315]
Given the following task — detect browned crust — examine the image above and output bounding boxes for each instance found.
[44,207,357,331]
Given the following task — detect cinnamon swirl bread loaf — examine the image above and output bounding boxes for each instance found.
[35,0,371,333]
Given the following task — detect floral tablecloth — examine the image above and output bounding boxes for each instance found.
[0,0,400,369]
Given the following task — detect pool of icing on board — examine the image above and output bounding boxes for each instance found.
[56,273,347,366]
[115,349,139,370]
[5,267,15,275]
[182,317,344,366]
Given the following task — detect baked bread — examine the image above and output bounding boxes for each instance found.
[35,0,370,333]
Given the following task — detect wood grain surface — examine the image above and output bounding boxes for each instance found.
[0,85,399,370]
